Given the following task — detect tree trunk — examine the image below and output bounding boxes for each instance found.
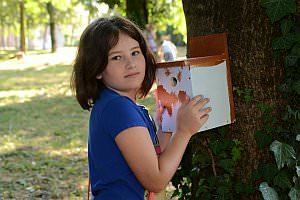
[46,2,56,53]
[71,24,75,46]
[182,0,284,199]
[19,0,26,52]
[0,0,5,49]
[43,25,48,50]
[0,26,5,49]
[126,0,148,29]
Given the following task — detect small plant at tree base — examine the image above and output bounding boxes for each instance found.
[171,127,250,199]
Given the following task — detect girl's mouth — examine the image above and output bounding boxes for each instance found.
[124,72,140,78]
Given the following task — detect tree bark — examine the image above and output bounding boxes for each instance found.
[126,0,148,29]
[46,2,56,53]
[0,26,5,49]
[20,0,26,52]
[0,0,5,48]
[182,0,284,199]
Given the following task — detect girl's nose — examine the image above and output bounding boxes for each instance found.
[125,56,136,69]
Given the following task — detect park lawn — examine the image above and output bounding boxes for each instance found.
[0,49,51,62]
[0,50,156,199]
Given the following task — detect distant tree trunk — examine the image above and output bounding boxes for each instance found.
[26,20,32,50]
[71,24,75,46]
[43,25,48,50]
[20,0,26,52]
[0,26,5,49]
[0,0,4,48]
[182,0,284,199]
[86,0,92,24]
[46,1,56,52]
[126,0,148,29]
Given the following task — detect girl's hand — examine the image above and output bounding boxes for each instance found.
[176,95,211,137]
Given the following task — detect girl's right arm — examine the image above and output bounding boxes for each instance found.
[115,95,211,192]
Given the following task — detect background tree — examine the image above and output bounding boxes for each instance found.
[46,1,56,52]
[79,0,99,23]
[126,0,147,28]
[19,0,26,52]
[98,0,147,27]
[175,0,292,199]
[0,0,186,50]
[97,0,184,32]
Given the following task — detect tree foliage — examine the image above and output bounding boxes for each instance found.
[0,0,186,49]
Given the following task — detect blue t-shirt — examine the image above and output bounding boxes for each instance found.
[88,88,157,199]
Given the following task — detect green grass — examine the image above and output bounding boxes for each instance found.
[0,50,156,199]
[0,50,19,61]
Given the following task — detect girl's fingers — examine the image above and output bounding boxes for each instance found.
[200,114,209,124]
[181,95,190,105]
[194,98,210,111]
[199,107,212,115]
[190,95,203,106]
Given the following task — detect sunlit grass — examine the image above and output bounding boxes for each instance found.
[0,48,90,199]
[0,48,157,199]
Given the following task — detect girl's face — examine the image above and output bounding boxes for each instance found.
[97,32,146,101]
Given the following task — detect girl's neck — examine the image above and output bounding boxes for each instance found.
[106,86,137,102]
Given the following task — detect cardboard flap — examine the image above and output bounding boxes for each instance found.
[188,33,228,58]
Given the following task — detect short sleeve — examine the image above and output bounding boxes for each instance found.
[101,96,147,138]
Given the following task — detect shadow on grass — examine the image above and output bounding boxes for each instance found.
[0,79,157,199]
[0,50,19,61]
[0,63,72,91]
[0,49,52,62]
[0,146,88,199]
[0,95,89,199]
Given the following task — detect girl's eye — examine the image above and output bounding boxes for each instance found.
[111,55,121,60]
[132,50,140,56]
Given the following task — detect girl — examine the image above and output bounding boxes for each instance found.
[71,16,211,200]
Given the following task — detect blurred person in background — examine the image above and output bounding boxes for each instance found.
[159,35,177,62]
[145,24,158,59]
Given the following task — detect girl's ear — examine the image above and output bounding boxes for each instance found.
[96,74,102,79]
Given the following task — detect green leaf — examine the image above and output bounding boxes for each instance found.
[260,0,296,23]
[258,164,279,183]
[291,44,300,56]
[288,187,300,200]
[257,103,272,114]
[235,182,254,194]
[259,182,279,200]
[273,170,292,189]
[217,185,231,198]
[209,139,232,155]
[296,162,300,177]
[270,140,296,169]
[207,176,218,187]
[297,134,300,141]
[272,33,297,50]
[218,159,235,173]
[292,81,300,95]
[244,88,253,104]
[280,19,294,34]
[255,131,273,149]
[231,146,242,162]
[286,55,299,66]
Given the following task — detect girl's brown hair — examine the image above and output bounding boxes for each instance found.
[71,16,157,110]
